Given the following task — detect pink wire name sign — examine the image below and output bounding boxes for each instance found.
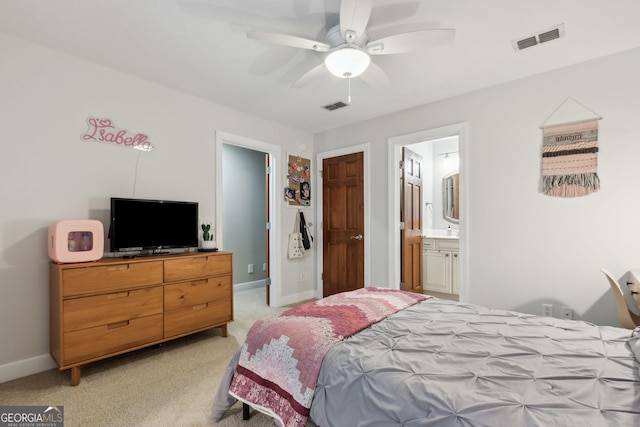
[81,118,154,151]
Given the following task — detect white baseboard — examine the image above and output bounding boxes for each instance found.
[234,279,266,292]
[278,289,317,306]
[0,354,56,384]
[233,281,317,307]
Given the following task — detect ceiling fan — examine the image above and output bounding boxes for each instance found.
[246,0,455,93]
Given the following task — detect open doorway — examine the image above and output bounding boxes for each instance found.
[222,144,268,289]
[215,131,282,307]
[388,123,468,302]
[404,137,459,301]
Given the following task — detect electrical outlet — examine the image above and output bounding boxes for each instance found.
[542,303,553,317]
[248,264,254,274]
[561,306,573,320]
[299,272,308,281]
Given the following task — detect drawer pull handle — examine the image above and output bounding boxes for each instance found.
[107,320,130,329]
[107,291,130,299]
[193,303,208,311]
[107,265,130,271]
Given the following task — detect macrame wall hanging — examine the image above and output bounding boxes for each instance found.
[540,97,602,198]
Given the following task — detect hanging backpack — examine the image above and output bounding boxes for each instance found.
[299,211,314,250]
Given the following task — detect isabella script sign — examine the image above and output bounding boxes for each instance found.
[81,118,155,151]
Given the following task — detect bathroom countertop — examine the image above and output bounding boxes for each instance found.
[422,229,459,240]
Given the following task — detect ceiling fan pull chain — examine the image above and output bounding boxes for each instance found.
[347,76,352,104]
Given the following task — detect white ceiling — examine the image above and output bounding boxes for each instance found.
[2,0,640,134]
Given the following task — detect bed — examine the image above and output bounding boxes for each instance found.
[212,287,640,427]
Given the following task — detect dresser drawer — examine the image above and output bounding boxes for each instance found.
[164,253,232,282]
[422,239,435,250]
[63,314,163,365]
[63,287,163,333]
[436,240,459,251]
[164,298,232,338]
[62,261,163,297]
[164,275,231,311]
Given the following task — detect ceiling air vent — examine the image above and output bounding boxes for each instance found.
[322,101,349,111]
[512,24,565,52]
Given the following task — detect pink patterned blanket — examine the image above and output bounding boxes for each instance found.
[228,287,428,427]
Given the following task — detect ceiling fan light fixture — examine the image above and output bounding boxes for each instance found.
[325,48,371,78]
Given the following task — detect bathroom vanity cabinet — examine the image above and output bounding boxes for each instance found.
[423,236,459,296]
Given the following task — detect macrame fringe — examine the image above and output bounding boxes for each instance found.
[543,173,600,197]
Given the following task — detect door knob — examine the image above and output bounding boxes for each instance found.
[350,234,363,240]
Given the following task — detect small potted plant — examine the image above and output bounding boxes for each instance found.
[201,223,217,250]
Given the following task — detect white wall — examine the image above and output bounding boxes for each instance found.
[0,33,312,383]
[315,47,640,327]
[432,138,459,231]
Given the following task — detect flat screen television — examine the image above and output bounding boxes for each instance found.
[109,197,199,253]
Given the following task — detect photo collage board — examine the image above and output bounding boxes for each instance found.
[285,154,311,207]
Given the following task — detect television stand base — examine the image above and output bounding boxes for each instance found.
[124,250,171,258]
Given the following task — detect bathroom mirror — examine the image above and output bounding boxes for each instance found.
[443,172,459,223]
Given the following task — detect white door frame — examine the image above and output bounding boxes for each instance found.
[316,143,371,298]
[216,131,282,307]
[387,123,469,301]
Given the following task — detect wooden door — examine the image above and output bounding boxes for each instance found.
[401,147,423,293]
[264,153,270,305]
[322,152,364,297]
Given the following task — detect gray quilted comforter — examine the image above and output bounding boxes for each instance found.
[214,298,640,426]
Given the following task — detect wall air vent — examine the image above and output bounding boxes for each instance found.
[512,24,565,52]
[323,101,349,111]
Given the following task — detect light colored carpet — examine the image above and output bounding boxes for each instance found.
[0,287,316,427]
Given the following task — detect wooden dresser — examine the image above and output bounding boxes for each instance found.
[50,251,233,385]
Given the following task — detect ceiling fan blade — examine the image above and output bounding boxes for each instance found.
[367,29,455,55]
[247,31,330,52]
[360,62,390,88]
[340,0,372,42]
[291,63,327,88]
[367,2,420,28]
